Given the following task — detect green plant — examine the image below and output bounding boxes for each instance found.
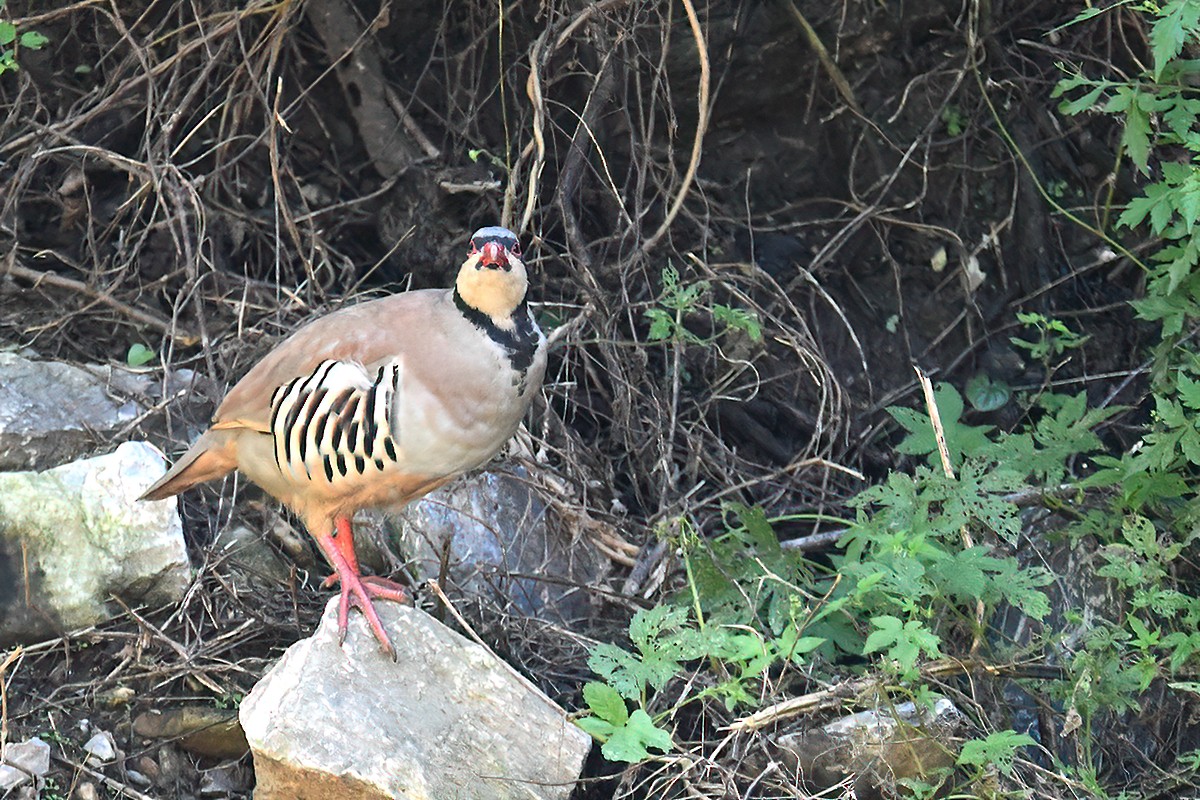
[941,104,966,137]
[466,147,507,172]
[964,372,1011,412]
[126,342,156,367]
[957,730,1037,777]
[579,7,1200,780]
[576,681,673,763]
[0,2,47,75]
[644,265,762,345]
[1010,311,1088,364]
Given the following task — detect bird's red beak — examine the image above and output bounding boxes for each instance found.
[479,241,508,269]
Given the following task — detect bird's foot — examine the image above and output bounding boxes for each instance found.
[314,519,410,660]
[333,569,410,661]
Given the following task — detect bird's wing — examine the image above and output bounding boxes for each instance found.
[213,290,448,430]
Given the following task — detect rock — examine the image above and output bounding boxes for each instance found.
[133,755,161,784]
[773,697,965,800]
[198,764,251,797]
[74,782,101,800]
[389,470,600,624]
[95,685,136,708]
[126,769,152,787]
[240,598,591,800]
[82,730,117,763]
[0,736,50,793]
[2,737,50,778]
[133,707,249,760]
[0,351,148,470]
[0,442,190,645]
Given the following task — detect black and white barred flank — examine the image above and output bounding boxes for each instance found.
[268,359,401,483]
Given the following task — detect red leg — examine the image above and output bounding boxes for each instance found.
[312,516,409,659]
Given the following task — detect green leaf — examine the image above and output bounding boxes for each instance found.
[583,681,628,726]
[712,303,763,341]
[600,709,673,763]
[0,21,15,46]
[1152,0,1200,81]
[964,373,1010,412]
[957,730,1035,775]
[18,30,47,49]
[644,308,676,342]
[1057,82,1107,116]
[574,715,616,739]
[126,343,156,367]
[126,345,157,369]
[1106,86,1154,173]
[887,383,994,468]
[863,615,903,655]
[863,615,940,672]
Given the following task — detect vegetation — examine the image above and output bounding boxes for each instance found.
[1,0,1199,797]
[571,2,1200,795]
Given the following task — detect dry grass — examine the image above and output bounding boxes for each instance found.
[0,0,1168,797]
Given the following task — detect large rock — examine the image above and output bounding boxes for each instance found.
[0,441,190,645]
[773,697,965,799]
[0,351,155,470]
[388,470,601,625]
[240,598,591,800]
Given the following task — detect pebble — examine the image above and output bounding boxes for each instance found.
[82,730,117,763]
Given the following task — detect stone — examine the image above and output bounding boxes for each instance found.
[198,764,251,797]
[133,755,161,784]
[2,737,50,778]
[74,782,101,800]
[773,697,965,800]
[0,441,191,645]
[0,737,50,793]
[0,351,148,471]
[133,707,249,760]
[389,470,600,624]
[82,730,117,763]
[240,598,591,800]
[126,769,152,787]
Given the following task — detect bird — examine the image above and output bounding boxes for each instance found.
[140,226,547,658]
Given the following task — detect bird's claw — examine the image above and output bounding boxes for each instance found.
[333,571,408,661]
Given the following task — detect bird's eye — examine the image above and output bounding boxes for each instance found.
[469,241,479,254]
[510,242,522,256]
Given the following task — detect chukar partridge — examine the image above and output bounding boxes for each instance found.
[141,226,546,657]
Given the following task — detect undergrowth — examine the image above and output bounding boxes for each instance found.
[576,3,1200,796]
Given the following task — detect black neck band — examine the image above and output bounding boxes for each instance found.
[454,289,540,376]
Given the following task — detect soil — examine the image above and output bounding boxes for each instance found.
[0,1,1170,798]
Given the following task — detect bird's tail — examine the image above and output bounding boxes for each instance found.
[140,430,238,501]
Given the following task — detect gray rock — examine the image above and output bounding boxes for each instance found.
[0,352,150,470]
[240,598,591,800]
[0,441,191,645]
[198,764,251,797]
[2,737,50,777]
[82,731,117,764]
[0,736,50,793]
[773,697,965,800]
[389,470,600,624]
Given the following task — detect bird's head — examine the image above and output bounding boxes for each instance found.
[455,226,529,322]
